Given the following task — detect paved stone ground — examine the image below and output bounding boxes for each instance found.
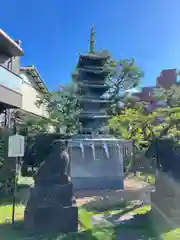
[75,178,152,206]
[75,178,154,239]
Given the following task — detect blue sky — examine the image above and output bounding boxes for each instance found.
[1,0,180,90]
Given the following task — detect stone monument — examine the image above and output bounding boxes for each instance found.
[69,25,132,190]
[147,138,180,231]
[24,139,78,234]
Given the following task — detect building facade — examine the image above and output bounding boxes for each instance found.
[19,66,49,120]
[0,29,49,129]
[0,29,23,112]
[133,69,178,104]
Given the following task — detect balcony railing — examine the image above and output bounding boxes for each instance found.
[0,65,22,93]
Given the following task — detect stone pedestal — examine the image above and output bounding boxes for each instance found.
[69,136,132,190]
[24,139,78,234]
[24,182,78,233]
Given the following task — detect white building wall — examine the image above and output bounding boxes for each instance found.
[19,72,49,118]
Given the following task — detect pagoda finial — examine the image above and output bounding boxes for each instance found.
[89,24,96,53]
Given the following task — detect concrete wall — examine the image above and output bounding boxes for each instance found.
[20,72,49,118]
[0,84,22,108]
[0,65,22,108]
[0,53,20,74]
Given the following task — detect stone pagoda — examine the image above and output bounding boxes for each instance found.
[75,26,111,135]
[69,25,132,190]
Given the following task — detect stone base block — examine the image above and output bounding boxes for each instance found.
[24,204,78,234]
[72,176,124,190]
[28,182,74,207]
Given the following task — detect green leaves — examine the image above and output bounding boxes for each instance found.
[28,82,80,136]
[153,84,180,107]
[108,58,143,91]
[106,58,143,115]
[109,107,145,142]
[109,84,180,146]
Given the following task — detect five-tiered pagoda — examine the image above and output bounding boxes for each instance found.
[74,26,111,135]
[69,25,132,190]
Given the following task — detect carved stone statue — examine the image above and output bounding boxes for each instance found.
[24,139,78,234]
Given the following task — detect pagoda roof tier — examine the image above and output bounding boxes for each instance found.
[79,128,93,132]
[79,115,110,119]
[75,78,109,84]
[77,67,109,74]
[80,110,107,114]
[79,53,109,60]
[77,65,108,72]
[78,98,113,103]
[78,82,109,89]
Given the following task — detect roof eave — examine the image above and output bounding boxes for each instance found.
[79,53,109,60]
[20,66,49,94]
[0,29,24,56]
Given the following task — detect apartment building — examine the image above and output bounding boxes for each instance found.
[0,29,49,128]
[17,65,49,121]
[0,29,23,112]
[133,69,178,104]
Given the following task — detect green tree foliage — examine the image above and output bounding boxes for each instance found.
[30,83,80,136]
[106,58,143,115]
[108,58,143,97]
[0,128,15,196]
[153,85,180,139]
[109,85,180,146]
[21,118,51,134]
